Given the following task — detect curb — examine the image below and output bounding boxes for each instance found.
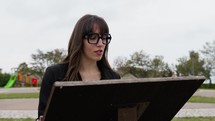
[1,109,215,119]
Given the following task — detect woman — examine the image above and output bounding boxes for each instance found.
[37,14,120,120]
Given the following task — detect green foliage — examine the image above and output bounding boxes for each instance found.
[17,62,28,74]
[30,49,66,79]
[176,51,209,78]
[201,40,215,86]
[114,50,174,78]
[0,72,10,87]
[148,56,173,77]
[201,40,215,72]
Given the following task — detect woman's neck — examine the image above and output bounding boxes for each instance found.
[79,59,101,81]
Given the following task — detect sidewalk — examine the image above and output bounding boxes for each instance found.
[193,89,215,98]
[175,89,215,117]
[0,88,215,118]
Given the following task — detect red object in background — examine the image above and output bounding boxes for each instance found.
[31,78,38,86]
[18,74,20,81]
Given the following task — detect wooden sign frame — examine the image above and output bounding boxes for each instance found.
[43,76,205,121]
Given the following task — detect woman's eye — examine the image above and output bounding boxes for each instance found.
[101,35,108,39]
[89,35,97,39]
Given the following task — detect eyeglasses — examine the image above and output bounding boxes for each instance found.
[84,32,111,45]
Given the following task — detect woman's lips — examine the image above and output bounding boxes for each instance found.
[95,50,103,56]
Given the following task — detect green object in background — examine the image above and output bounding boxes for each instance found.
[4,73,17,88]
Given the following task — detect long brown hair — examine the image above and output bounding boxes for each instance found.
[62,14,111,81]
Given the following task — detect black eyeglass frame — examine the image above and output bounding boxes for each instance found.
[84,32,112,45]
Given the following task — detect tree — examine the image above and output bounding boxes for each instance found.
[126,50,151,77]
[113,56,128,70]
[129,50,151,69]
[175,57,189,76]
[114,50,173,78]
[0,71,10,87]
[201,40,215,86]
[115,50,151,77]
[201,41,215,74]
[113,56,130,76]
[176,51,209,78]
[148,56,173,77]
[17,62,29,75]
[30,49,66,79]
[201,41,215,70]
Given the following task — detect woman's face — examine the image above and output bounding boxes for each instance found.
[82,25,106,62]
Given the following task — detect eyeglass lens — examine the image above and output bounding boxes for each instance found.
[87,33,111,45]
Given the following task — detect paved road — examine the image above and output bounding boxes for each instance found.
[193,89,215,97]
[0,88,215,118]
[0,99,38,110]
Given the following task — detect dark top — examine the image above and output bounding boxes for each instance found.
[37,63,120,118]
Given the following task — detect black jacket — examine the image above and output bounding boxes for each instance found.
[37,63,120,118]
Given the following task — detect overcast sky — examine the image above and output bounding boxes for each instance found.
[0,0,215,73]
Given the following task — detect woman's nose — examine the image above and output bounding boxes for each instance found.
[97,38,104,46]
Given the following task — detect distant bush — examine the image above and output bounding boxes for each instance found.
[200,84,215,89]
[0,73,10,87]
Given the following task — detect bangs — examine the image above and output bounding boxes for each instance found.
[83,16,109,35]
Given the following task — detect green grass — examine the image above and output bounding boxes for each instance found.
[0,118,33,121]
[188,96,215,103]
[0,92,39,99]
[172,117,215,121]
[201,84,215,89]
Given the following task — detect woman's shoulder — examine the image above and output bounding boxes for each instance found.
[46,63,68,72]
[42,63,68,82]
[45,63,68,80]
